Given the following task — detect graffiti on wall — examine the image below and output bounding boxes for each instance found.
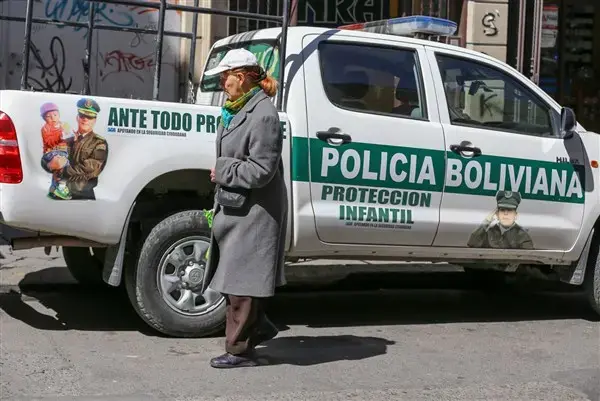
[100,49,177,83]
[44,0,138,30]
[0,0,181,101]
[2,37,72,93]
[29,36,72,93]
[481,10,500,37]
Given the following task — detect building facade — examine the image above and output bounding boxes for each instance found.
[2,0,599,133]
[536,0,600,133]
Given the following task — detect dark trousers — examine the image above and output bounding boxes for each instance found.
[224,295,265,355]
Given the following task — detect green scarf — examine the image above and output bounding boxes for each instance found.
[220,86,261,129]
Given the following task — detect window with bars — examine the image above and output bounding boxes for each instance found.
[227,0,283,35]
[414,0,451,19]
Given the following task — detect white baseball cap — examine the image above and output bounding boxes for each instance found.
[203,48,259,76]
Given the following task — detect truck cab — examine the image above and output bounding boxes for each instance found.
[200,19,598,266]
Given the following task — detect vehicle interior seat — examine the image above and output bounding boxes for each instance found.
[393,71,421,118]
[337,70,370,110]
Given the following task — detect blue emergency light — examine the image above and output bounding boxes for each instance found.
[339,15,457,39]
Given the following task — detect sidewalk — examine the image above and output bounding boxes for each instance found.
[0,245,462,287]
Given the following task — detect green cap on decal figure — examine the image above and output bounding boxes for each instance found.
[495,190,521,210]
[76,98,101,118]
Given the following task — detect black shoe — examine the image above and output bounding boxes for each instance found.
[210,352,259,369]
[254,315,278,345]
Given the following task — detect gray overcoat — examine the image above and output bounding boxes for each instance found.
[200,90,288,298]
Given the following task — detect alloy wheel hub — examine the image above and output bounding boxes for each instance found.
[156,236,222,316]
[181,262,205,288]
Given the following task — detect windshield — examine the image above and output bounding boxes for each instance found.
[199,40,280,92]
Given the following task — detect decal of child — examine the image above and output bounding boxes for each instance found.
[40,102,75,200]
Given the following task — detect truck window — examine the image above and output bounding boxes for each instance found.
[435,53,555,138]
[200,40,279,92]
[318,42,427,120]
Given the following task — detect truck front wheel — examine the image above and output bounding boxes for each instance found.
[125,210,226,338]
[62,246,106,285]
[584,236,600,316]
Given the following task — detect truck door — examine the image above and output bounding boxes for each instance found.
[300,35,446,246]
[426,46,586,252]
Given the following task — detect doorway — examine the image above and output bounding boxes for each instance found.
[507,0,600,133]
[540,0,600,132]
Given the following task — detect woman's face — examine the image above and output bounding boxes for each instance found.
[220,70,246,101]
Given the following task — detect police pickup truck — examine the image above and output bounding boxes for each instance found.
[1,16,599,337]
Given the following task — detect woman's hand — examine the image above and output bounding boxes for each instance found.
[210,168,216,183]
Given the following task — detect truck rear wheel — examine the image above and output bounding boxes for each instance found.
[62,246,106,286]
[125,210,226,338]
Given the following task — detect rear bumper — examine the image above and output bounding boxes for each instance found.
[0,212,39,245]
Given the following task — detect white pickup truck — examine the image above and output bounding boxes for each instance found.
[1,16,599,337]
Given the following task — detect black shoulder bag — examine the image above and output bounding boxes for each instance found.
[215,185,249,209]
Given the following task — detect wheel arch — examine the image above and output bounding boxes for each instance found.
[559,213,600,286]
[124,209,225,337]
[102,168,215,287]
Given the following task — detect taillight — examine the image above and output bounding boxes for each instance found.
[0,111,23,184]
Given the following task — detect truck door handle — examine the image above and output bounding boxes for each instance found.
[450,144,482,157]
[316,127,352,145]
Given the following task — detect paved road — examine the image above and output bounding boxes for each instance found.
[1,248,599,401]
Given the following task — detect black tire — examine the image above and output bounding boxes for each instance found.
[62,246,107,286]
[124,210,226,338]
[584,236,600,316]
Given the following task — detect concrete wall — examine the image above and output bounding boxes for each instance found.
[0,0,183,102]
[178,0,229,103]
[463,0,509,62]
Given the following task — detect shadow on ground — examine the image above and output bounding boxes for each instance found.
[0,267,597,338]
[254,335,396,366]
[551,367,600,401]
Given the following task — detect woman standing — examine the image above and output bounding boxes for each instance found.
[200,48,288,369]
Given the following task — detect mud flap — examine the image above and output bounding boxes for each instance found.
[560,228,595,286]
[102,201,136,287]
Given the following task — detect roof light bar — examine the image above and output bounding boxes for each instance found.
[339,15,457,39]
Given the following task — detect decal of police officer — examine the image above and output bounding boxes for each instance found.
[43,98,108,200]
[467,190,534,249]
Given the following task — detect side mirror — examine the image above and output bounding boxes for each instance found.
[561,107,577,139]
